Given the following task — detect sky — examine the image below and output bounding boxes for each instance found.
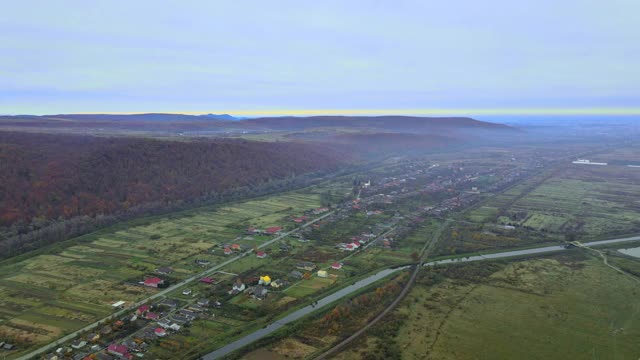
[1,0,639,116]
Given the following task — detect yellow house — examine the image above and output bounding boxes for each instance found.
[317,270,328,278]
[259,275,271,285]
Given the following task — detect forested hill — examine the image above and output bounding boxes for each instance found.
[0,114,512,135]
[0,132,346,231]
[243,115,512,131]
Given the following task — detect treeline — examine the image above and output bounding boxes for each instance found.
[0,132,349,257]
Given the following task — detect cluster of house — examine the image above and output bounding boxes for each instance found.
[245,226,283,236]
[336,237,367,252]
[312,207,330,215]
[75,296,221,360]
[42,319,133,360]
[227,274,291,300]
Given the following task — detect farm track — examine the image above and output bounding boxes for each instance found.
[313,220,450,360]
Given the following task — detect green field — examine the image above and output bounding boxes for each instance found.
[0,185,338,355]
[504,166,640,238]
[335,254,640,360]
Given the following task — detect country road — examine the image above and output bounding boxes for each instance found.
[15,210,336,360]
[314,219,451,360]
[200,234,640,360]
[423,235,640,267]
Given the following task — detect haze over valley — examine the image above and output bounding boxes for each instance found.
[1,1,639,360]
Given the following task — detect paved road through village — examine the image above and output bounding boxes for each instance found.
[201,235,640,360]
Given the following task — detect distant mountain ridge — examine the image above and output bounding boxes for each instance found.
[0,114,512,133]
[243,115,511,132]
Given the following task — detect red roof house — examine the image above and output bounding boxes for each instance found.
[231,244,241,250]
[266,226,282,234]
[224,247,232,255]
[146,312,159,320]
[136,304,149,315]
[256,251,267,259]
[154,327,167,337]
[143,277,164,288]
[200,277,214,284]
[107,344,129,357]
[331,262,343,270]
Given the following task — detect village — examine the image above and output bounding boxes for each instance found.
[28,151,548,360]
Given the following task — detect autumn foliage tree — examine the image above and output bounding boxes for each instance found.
[0,132,349,257]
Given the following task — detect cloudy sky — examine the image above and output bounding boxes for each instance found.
[1,0,639,115]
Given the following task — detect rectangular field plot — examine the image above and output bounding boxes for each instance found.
[487,164,640,238]
[0,187,326,353]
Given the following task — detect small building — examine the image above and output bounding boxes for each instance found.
[188,304,205,312]
[158,298,179,309]
[154,328,166,337]
[182,289,192,296]
[195,259,211,266]
[100,325,112,335]
[146,312,159,320]
[107,344,129,357]
[136,304,149,315]
[256,251,267,259]
[200,277,214,284]
[289,270,303,279]
[266,226,283,235]
[296,262,316,271]
[71,340,87,350]
[143,277,164,288]
[197,298,210,307]
[155,266,173,275]
[229,280,246,295]
[317,270,328,278]
[0,342,15,351]
[224,247,232,255]
[111,300,126,309]
[331,262,343,270]
[270,279,289,288]
[248,285,268,300]
[158,320,171,329]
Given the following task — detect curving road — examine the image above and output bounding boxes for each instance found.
[201,234,640,360]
